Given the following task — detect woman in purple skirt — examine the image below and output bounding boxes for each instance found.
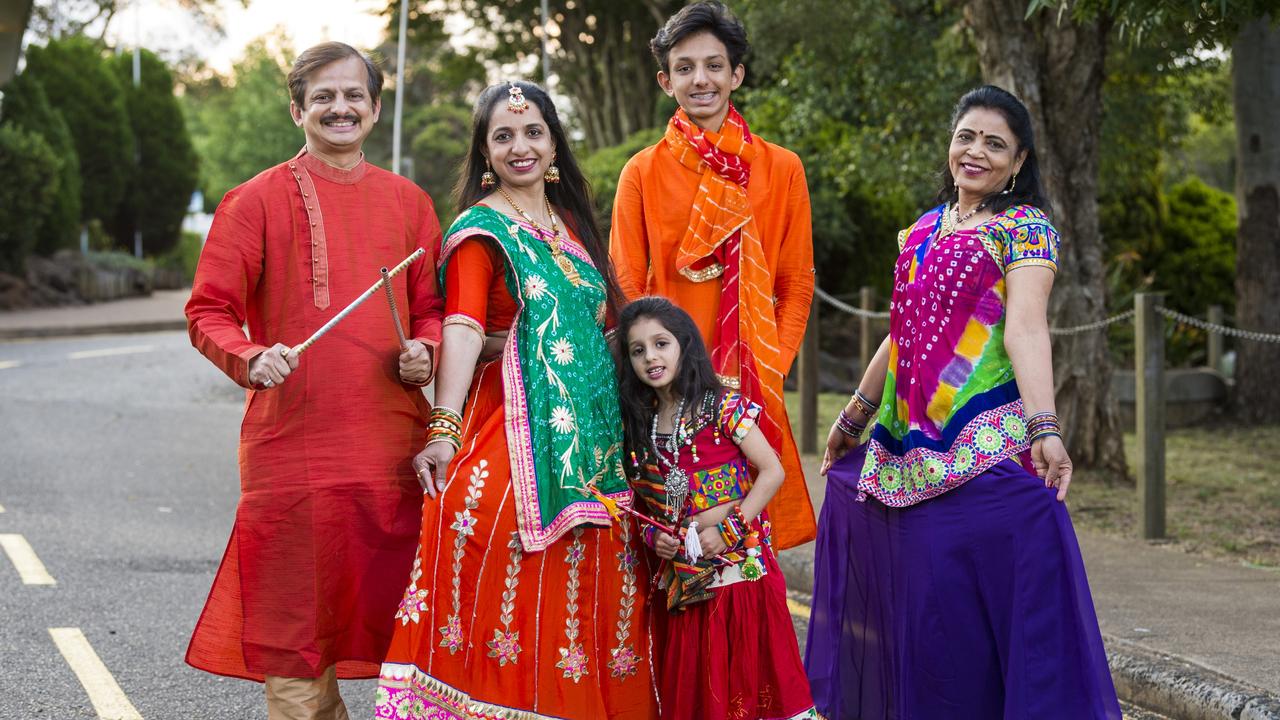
[804,85,1122,720]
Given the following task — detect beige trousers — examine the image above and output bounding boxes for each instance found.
[264,665,350,720]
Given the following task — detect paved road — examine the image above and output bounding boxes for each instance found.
[0,331,281,717]
[0,331,1165,719]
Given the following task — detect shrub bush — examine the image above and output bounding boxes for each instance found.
[0,125,59,274]
[1,72,82,256]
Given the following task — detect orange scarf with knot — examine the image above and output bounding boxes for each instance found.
[663,105,815,550]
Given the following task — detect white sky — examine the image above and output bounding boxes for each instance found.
[103,0,390,73]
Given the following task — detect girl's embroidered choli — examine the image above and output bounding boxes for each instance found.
[630,389,818,720]
[632,390,771,610]
[860,203,1060,506]
[376,206,656,720]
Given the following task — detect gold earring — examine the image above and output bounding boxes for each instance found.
[1002,173,1017,195]
[543,162,560,183]
[481,159,497,189]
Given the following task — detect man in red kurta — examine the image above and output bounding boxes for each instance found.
[184,42,443,718]
[610,1,816,549]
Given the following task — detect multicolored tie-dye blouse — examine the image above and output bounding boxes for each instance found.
[859,203,1061,506]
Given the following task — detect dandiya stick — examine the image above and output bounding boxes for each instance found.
[283,248,426,358]
[581,482,676,536]
[381,267,409,351]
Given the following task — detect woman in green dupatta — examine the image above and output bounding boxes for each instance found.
[375,81,658,720]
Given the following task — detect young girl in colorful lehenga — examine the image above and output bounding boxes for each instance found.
[615,296,817,720]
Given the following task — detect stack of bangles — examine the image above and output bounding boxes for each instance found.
[1026,411,1062,443]
[718,506,765,580]
[836,389,880,439]
[427,406,463,450]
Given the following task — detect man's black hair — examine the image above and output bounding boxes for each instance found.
[649,1,749,74]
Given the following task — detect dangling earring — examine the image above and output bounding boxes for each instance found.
[1002,173,1018,195]
[481,159,497,189]
[543,157,560,184]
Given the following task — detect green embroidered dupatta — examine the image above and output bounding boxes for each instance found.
[440,205,629,552]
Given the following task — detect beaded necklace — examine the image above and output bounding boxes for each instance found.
[650,397,692,523]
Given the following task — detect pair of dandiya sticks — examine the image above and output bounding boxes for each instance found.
[279,248,425,359]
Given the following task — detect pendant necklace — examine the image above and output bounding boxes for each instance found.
[651,397,690,523]
[496,187,582,286]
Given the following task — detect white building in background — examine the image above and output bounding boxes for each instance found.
[182,190,213,240]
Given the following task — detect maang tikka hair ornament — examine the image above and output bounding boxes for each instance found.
[507,83,529,114]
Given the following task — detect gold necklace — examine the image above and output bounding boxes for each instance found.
[497,187,581,286]
[941,200,989,236]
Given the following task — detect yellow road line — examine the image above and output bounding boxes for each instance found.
[787,597,811,620]
[49,628,143,720]
[0,360,20,370]
[0,503,6,512]
[0,533,56,585]
[68,345,155,360]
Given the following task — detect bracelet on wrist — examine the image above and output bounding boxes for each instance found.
[836,409,867,438]
[850,390,880,419]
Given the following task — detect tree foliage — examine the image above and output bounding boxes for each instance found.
[362,4,487,222]
[734,0,979,295]
[405,0,683,151]
[28,0,232,41]
[181,37,303,209]
[21,37,134,226]
[0,73,82,256]
[0,126,60,274]
[108,49,200,255]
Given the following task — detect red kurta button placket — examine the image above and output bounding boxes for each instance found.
[289,157,330,310]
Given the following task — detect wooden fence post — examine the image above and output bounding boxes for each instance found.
[1207,304,1224,373]
[1135,292,1166,540]
[859,287,875,374]
[798,300,820,455]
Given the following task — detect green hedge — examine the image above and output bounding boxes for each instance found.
[0,125,59,274]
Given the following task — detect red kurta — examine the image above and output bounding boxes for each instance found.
[185,149,444,681]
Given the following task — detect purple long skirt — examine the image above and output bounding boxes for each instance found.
[804,445,1122,720]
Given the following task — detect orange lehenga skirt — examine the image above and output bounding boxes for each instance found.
[376,360,660,720]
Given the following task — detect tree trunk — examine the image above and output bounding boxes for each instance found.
[964,0,1127,476]
[1232,17,1280,424]
[555,10,660,150]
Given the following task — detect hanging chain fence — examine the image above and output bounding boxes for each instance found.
[1155,306,1280,344]
[815,286,1280,343]
[814,287,890,319]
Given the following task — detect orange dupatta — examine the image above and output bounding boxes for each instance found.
[663,106,816,549]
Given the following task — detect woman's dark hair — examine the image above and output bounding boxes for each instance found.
[936,85,1048,215]
[615,297,722,467]
[649,1,749,74]
[455,80,623,313]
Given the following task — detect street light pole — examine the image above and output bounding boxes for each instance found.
[392,0,408,176]
[541,0,550,85]
[132,0,142,259]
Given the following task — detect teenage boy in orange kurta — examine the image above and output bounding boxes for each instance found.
[185,42,443,719]
[610,1,816,549]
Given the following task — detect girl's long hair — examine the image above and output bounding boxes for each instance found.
[454,80,623,314]
[935,84,1049,216]
[615,297,722,466]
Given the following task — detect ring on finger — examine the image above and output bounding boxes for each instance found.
[264,379,275,388]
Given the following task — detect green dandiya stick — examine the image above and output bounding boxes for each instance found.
[283,248,426,358]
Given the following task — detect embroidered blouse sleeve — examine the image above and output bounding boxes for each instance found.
[1002,208,1060,274]
[716,390,763,445]
[444,237,504,334]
